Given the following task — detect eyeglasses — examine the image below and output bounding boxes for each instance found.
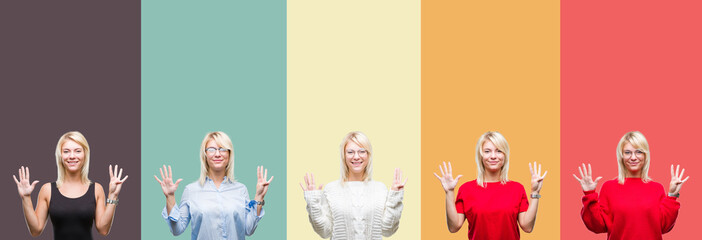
[346,149,368,157]
[205,147,230,155]
[623,150,645,158]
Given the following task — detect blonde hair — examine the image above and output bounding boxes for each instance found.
[616,131,651,184]
[198,131,235,186]
[55,131,91,188]
[475,131,510,187]
[340,131,373,182]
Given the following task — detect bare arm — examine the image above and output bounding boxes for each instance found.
[95,165,128,235]
[434,162,466,233]
[518,162,547,233]
[14,167,50,236]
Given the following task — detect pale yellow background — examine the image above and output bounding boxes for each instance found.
[288,1,420,239]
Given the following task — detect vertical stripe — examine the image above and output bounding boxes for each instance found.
[561,1,702,239]
[141,1,286,239]
[0,1,141,239]
[288,1,420,239]
[422,1,560,239]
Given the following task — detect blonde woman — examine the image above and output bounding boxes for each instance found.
[434,131,547,240]
[301,131,407,239]
[574,131,689,240]
[13,131,128,239]
[154,131,273,240]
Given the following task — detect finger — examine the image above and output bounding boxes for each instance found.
[160,167,166,181]
[588,163,592,177]
[154,175,163,184]
[676,165,680,177]
[267,176,274,183]
[438,164,445,177]
[115,164,120,176]
[679,168,685,180]
[257,166,261,179]
[538,163,542,176]
[168,165,173,179]
[670,164,675,177]
[311,173,316,188]
[572,174,581,182]
[318,183,323,190]
[595,176,603,183]
[264,168,268,181]
[403,177,408,186]
[118,168,123,179]
[442,162,448,176]
[578,166,584,179]
[529,162,534,175]
[300,182,305,191]
[455,175,463,182]
[542,170,548,179]
[175,179,182,186]
[304,173,309,187]
[26,167,31,181]
[121,175,129,182]
[448,162,453,176]
[31,180,39,188]
[433,173,441,181]
[395,168,400,182]
[20,166,24,180]
[681,176,690,183]
[109,165,114,177]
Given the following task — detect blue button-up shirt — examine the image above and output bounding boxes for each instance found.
[162,177,264,240]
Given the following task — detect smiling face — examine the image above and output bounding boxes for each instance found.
[621,142,645,177]
[481,140,505,173]
[344,141,369,180]
[205,139,230,173]
[61,140,85,173]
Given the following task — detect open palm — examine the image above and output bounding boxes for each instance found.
[434,161,462,192]
[573,163,602,192]
[154,165,182,197]
[13,166,39,197]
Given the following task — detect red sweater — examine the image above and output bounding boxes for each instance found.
[581,178,680,240]
[455,180,529,240]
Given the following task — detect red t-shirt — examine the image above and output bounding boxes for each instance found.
[455,180,529,240]
[581,178,680,240]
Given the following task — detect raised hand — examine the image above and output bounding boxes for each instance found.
[391,168,408,191]
[433,161,462,192]
[13,166,39,197]
[154,165,182,197]
[300,172,323,191]
[255,166,273,200]
[529,161,548,194]
[669,164,690,195]
[573,163,602,192]
[108,165,128,198]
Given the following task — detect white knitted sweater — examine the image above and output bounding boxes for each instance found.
[304,180,404,240]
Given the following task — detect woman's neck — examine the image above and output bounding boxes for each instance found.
[484,170,501,182]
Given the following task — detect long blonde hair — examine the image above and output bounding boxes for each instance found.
[475,131,510,187]
[198,131,235,186]
[55,131,91,188]
[616,131,651,184]
[339,131,373,182]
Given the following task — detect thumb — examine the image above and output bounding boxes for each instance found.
[595,176,603,183]
[455,175,463,182]
[175,179,183,186]
[31,180,40,188]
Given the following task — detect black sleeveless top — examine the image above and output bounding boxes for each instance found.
[49,182,95,240]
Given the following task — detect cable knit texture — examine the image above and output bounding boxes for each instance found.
[304,180,403,240]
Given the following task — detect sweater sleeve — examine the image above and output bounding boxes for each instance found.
[659,193,680,233]
[304,190,332,239]
[161,186,192,236]
[381,190,404,237]
[580,190,609,234]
